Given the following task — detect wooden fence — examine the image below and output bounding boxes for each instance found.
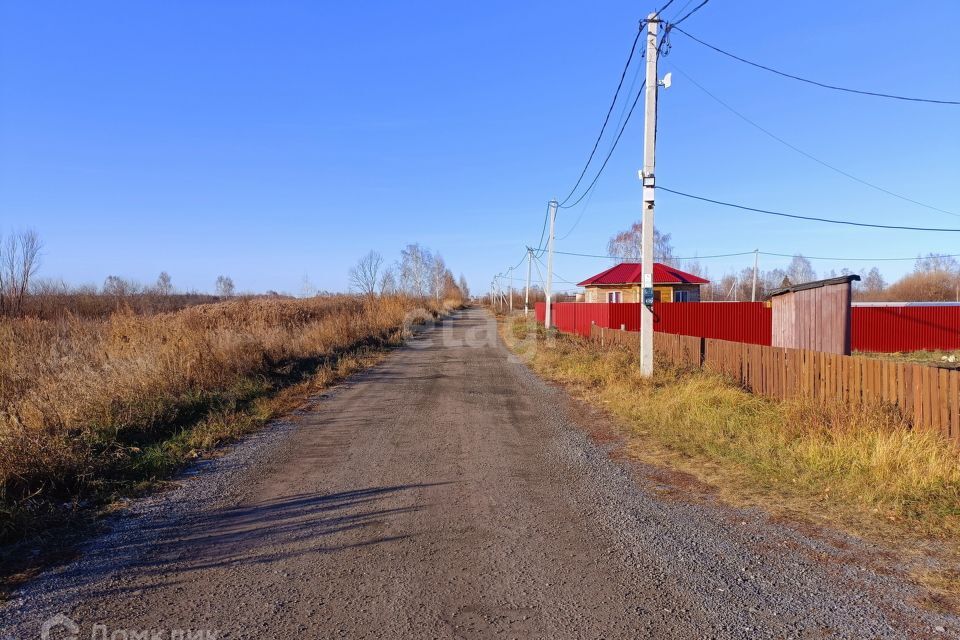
[590,325,960,443]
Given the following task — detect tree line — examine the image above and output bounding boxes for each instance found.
[349,244,469,302]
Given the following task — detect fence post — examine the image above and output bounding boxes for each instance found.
[699,337,705,368]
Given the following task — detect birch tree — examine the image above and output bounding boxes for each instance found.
[399,244,431,298]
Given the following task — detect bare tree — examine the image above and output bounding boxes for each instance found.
[861,267,885,296]
[458,274,470,300]
[379,265,398,296]
[606,222,674,263]
[399,244,432,298]
[786,255,816,285]
[156,271,173,295]
[0,229,43,315]
[349,250,384,296]
[915,253,960,274]
[103,275,139,297]
[215,275,235,297]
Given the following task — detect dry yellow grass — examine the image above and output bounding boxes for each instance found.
[0,294,455,544]
[503,317,960,543]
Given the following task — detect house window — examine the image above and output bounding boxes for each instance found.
[674,290,690,302]
[607,291,621,303]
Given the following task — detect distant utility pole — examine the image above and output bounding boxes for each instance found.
[507,266,514,314]
[525,247,533,316]
[638,14,660,377]
[751,249,759,302]
[544,200,558,329]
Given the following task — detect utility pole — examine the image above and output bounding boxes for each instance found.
[544,200,558,329]
[638,14,659,377]
[507,267,514,314]
[525,247,533,316]
[751,249,759,302]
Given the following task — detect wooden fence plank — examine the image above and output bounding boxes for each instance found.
[949,371,960,440]
[939,368,950,438]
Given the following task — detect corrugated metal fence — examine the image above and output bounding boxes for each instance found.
[852,305,960,352]
[590,325,960,443]
[534,302,960,353]
[533,302,770,345]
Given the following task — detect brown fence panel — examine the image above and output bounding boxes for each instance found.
[589,326,960,443]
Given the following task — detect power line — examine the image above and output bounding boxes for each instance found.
[556,184,598,240]
[670,25,960,105]
[653,0,678,18]
[669,63,960,218]
[553,249,757,260]
[554,247,960,263]
[535,254,576,284]
[657,185,960,232]
[533,201,552,253]
[559,81,647,210]
[558,21,646,207]
[670,0,712,26]
[667,0,697,22]
[759,251,960,262]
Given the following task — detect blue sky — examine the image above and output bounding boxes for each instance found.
[2,1,958,295]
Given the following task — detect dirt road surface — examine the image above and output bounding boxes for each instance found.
[3,309,957,638]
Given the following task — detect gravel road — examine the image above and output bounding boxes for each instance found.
[2,308,957,639]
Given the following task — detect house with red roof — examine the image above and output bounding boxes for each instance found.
[576,262,710,303]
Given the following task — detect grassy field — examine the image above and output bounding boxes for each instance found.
[0,295,453,551]
[502,317,960,601]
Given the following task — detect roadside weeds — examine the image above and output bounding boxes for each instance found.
[0,297,458,595]
[501,315,960,609]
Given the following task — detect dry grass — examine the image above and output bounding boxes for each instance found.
[0,294,455,546]
[862,349,960,370]
[503,317,960,543]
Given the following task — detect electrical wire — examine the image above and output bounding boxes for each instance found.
[553,247,960,263]
[656,185,960,232]
[670,25,960,105]
[759,250,960,262]
[558,21,646,207]
[653,0,678,18]
[667,0,697,22]
[535,254,577,284]
[668,62,960,218]
[556,184,598,240]
[533,201,552,253]
[559,81,647,210]
[553,249,757,260]
[670,0,711,26]
[559,19,677,211]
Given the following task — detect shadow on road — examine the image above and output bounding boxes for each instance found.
[75,483,451,599]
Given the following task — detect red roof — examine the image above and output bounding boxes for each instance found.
[576,262,710,286]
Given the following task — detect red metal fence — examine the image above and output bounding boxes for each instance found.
[532,302,960,353]
[532,302,770,345]
[852,305,960,352]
